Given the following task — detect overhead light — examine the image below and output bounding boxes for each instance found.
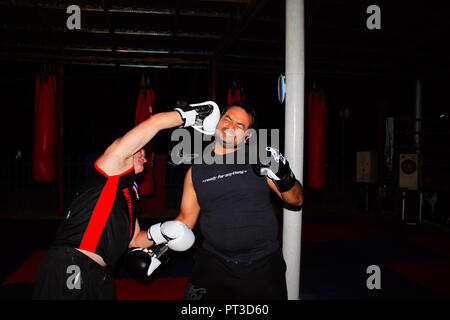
[65,47,112,52]
[172,50,213,55]
[71,62,116,67]
[108,8,175,15]
[115,49,170,54]
[114,30,173,37]
[120,64,168,69]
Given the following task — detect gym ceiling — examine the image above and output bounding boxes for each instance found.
[1,0,449,79]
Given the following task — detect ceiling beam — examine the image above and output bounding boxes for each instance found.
[211,0,270,60]
[0,51,209,66]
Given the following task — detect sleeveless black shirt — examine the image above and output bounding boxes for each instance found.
[53,160,139,268]
[191,146,279,262]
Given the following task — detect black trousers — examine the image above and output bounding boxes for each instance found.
[184,246,287,300]
[33,246,115,300]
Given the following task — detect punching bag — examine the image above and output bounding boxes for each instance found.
[227,88,245,104]
[307,90,327,189]
[32,72,57,182]
[135,88,155,196]
[227,80,245,104]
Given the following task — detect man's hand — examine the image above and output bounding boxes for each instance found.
[252,147,297,193]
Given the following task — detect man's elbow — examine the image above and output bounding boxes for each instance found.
[175,213,197,230]
[290,195,303,207]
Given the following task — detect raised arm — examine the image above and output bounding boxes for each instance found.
[96,101,220,176]
[97,111,182,176]
[253,147,303,207]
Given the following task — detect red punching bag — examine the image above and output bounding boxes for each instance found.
[227,88,245,104]
[227,80,245,104]
[33,72,57,182]
[135,88,155,196]
[307,90,327,189]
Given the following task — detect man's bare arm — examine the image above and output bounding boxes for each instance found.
[267,177,303,207]
[175,168,201,229]
[97,111,182,176]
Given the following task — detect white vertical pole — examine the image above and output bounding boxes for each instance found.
[283,0,305,300]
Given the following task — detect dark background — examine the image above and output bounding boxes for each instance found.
[0,0,449,224]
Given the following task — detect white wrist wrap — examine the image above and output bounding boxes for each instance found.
[175,108,197,127]
[147,257,162,276]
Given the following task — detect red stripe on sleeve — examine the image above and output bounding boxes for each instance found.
[79,176,120,253]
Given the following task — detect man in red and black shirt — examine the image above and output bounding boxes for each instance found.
[33,102,219,300]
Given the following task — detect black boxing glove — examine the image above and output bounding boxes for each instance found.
[125,244,170,279]
[252,146,297,193]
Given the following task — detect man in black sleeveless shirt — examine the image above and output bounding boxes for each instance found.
[176,102,303,300]
[33,102,218,300]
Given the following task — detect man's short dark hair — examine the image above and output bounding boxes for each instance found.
[221,101,257,129]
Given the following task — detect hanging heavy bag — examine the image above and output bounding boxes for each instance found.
[32,73,57,182]
[227,88,245,104]
[306,90,327,189]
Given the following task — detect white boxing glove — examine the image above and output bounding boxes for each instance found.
[147,220,195,251]
[174,101,220,135]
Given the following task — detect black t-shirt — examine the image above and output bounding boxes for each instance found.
[53,160,139,268]
[191,146,279,262]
